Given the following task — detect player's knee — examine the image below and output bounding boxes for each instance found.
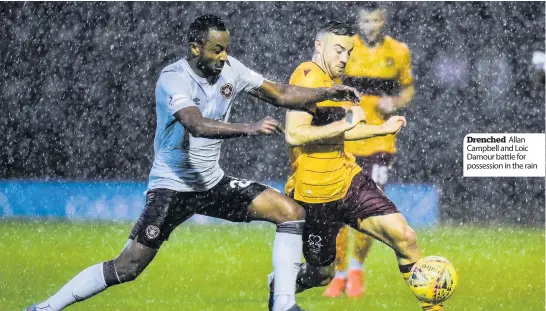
[314,265,335,287]
[299,263,335,288]
[277,202,305,223]
[320,268,335,286]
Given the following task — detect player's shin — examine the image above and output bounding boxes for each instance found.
[272,221,304,311]
[35,261,121,311]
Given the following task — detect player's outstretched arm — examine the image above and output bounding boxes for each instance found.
[378,47,415,114]
[175,107,283,139]
[378,85,415,114]
[285,106,364,147]
[345,116,407,141]
[248,81,361,110]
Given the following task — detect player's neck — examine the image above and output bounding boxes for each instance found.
[360,34,384,48]
[311,54,334,80]
[187,57,219,84]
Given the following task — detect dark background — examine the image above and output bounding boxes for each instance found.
[1,2,544,225]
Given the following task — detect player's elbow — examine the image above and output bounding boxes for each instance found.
[271,92,288,107]
[270,84,292,107]
[402,85,415,102]
[186,124,207,138]
[285,131,305,147]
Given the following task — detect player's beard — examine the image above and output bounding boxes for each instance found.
[315,53,335,80]
[197,59,222,81]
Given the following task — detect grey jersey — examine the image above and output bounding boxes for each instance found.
[148,56,265,192]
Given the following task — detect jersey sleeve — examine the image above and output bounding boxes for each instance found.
[398,45,414,87]
[157,71,196,115]
[228,56,265,93]
[289,64,348,108]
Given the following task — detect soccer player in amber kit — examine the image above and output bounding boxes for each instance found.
[268,21,444,311]
[324,3,415,299]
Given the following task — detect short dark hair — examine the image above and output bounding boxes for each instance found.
[317,21,355,38]
[360,2,383,13]
[187,14,227,44]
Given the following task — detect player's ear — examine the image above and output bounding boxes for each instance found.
[314,40,322,54]
[189,42,200,57]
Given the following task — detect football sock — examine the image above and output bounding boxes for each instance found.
[36,261,121,311]
[334,270,348,279]
[349,258,363,271]
[399,262,415,281]
[399,262,443,311]
[272,221,304,311]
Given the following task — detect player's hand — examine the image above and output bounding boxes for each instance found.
[328,85,362,105]
[380,116,407,134]
[344,106,366,129]
[377,96,398,114]
[248,116,284,136]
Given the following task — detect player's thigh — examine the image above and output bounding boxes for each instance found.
[198,175,302,224]
[247,188,305,224]
[343,172,404,248]
[128,188,194,249]
[302,202,345,267]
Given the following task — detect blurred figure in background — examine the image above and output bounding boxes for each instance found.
[532,50,545,86]
[324,3,415,299]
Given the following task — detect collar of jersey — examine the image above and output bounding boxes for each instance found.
[181,58,213,85]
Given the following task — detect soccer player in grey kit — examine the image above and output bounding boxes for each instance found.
[26,15,361,311]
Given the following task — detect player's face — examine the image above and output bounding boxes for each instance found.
[198,29,231,76]
[358,9,385,42]
[321,34,354,78]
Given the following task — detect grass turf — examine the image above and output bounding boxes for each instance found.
[1,220,543,311]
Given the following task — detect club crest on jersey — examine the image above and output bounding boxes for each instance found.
[220,83,234,99]
[145,225,160,240]
[385,57,395,67]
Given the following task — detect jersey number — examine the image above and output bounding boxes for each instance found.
[230,179,251,189]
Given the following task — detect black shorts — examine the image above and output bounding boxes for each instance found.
[296,172,400,266]
[128,175,270,249]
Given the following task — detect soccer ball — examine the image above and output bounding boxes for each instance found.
[408,256,458,304]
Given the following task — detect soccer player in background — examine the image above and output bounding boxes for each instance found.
[268,21,444,311]
[323,3,415,299]
[25,15,362,311]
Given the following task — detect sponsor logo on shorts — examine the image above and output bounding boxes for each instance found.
[220,83,234,99]
[145,225,160,240]
[308,234,323,253]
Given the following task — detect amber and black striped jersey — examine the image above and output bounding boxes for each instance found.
[285,62,361,204]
